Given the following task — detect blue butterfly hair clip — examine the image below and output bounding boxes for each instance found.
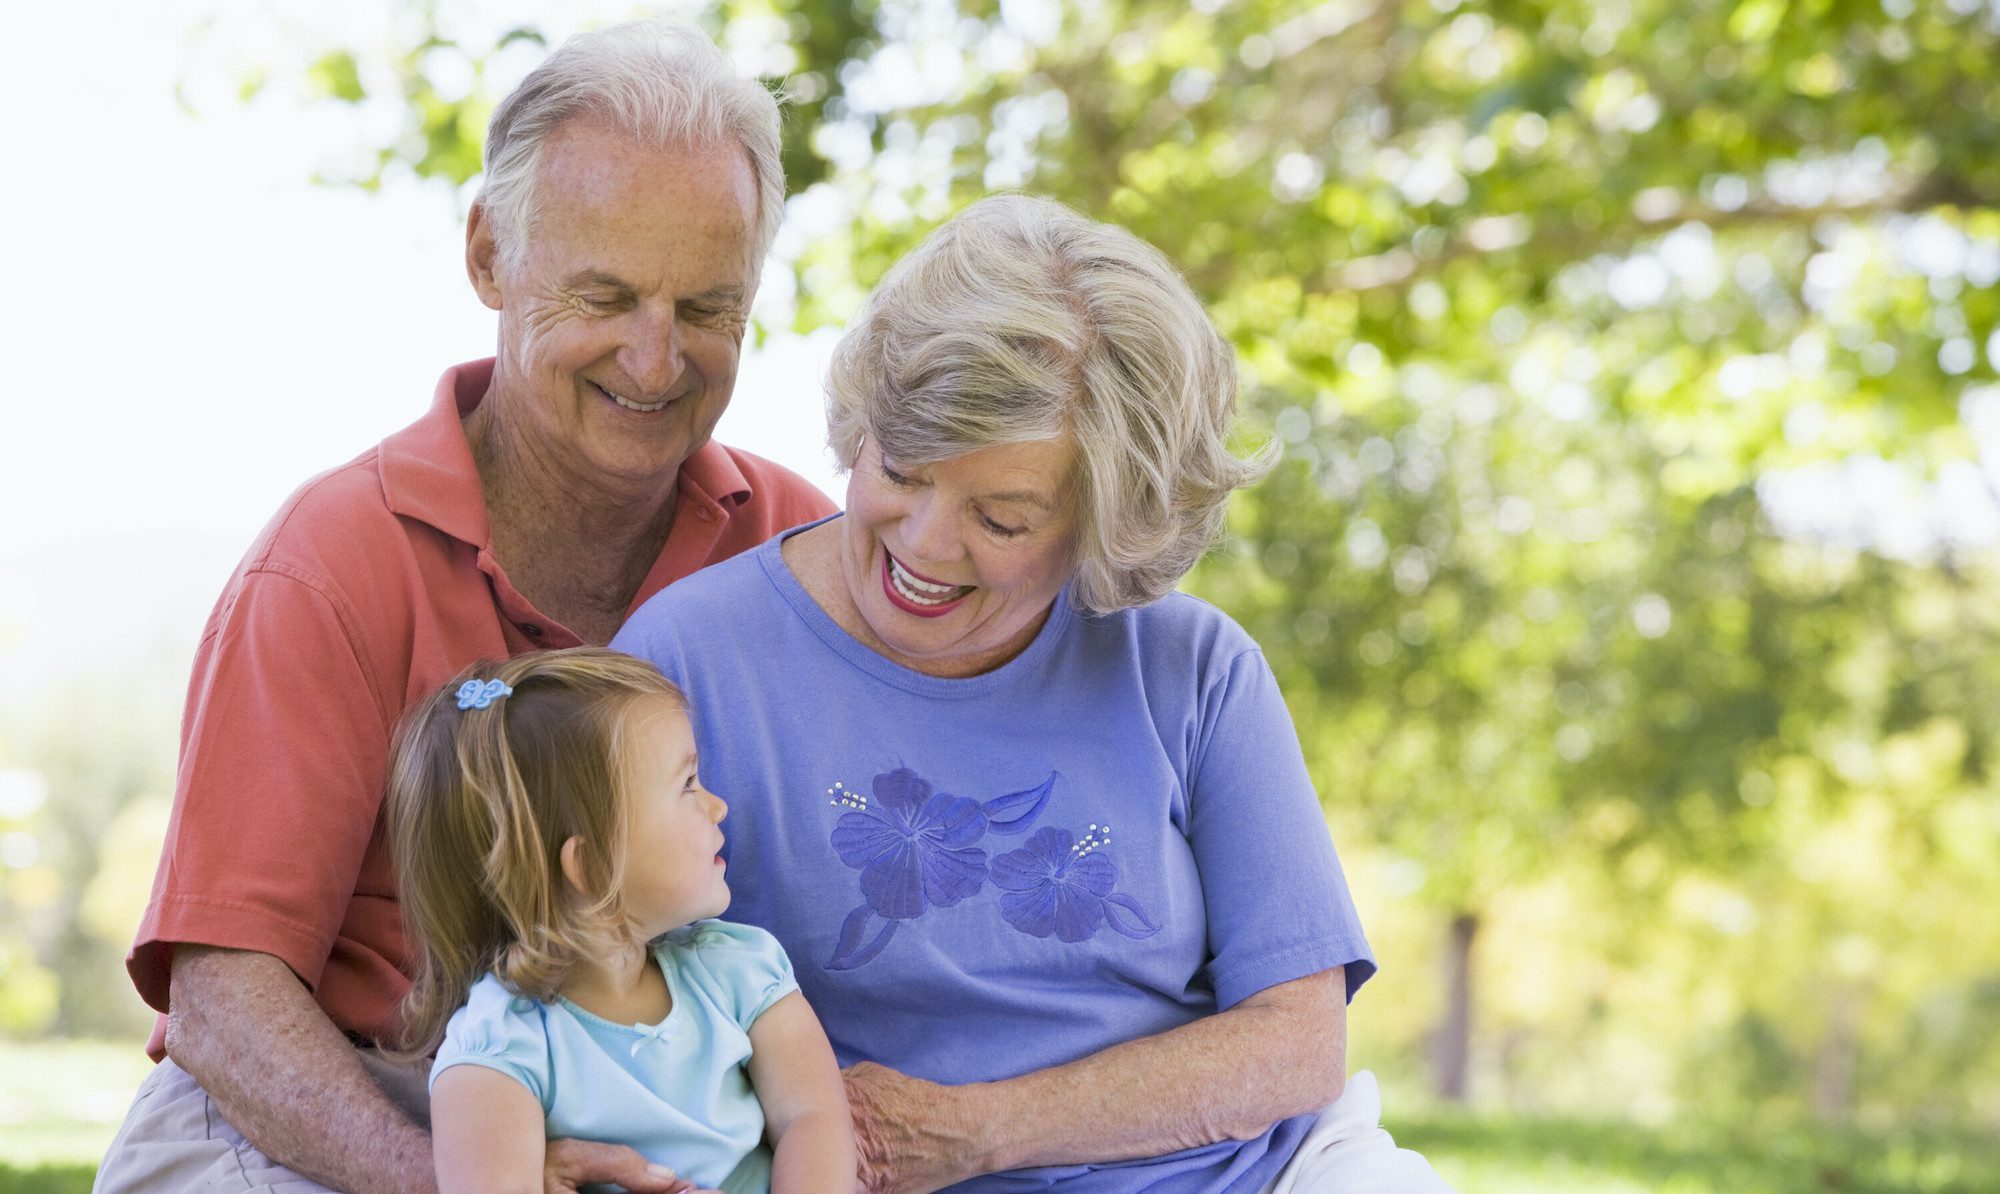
[456,678,514,710]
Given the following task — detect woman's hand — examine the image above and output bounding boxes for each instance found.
[841,1062,986,1194]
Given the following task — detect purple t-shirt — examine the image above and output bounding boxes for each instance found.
[613,516,1375,1193]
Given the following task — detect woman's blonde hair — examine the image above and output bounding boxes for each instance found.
[385,647,685,1057]
[825,194,1273,614]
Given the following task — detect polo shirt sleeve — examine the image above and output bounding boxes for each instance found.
[128,565,396,1011]
[430,976,554,1108]
[1186,648,1376,1011]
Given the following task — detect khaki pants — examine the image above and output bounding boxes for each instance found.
[92,1055,1446,1192]
[92,1049,429,1193]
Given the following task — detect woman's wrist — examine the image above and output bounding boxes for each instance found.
[947,1077,1014,1177]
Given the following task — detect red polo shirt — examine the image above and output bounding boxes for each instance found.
[129,359,835,1058]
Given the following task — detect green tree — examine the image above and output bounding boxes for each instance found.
[241,0,2000,1114]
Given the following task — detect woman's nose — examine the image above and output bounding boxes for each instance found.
[901,494,961,562]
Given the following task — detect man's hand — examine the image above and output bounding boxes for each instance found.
[842,1062,983,1194]
[544,1138,696,1194]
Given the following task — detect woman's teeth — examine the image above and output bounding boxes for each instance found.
[890,556,967,605]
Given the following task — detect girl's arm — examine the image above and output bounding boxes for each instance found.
[746,991,859,1194]
[429,1065,549,1194]
[843,967,1346,1194]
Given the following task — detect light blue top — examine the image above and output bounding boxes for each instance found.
[430,919,798,1194]
[611,516,1375,1193]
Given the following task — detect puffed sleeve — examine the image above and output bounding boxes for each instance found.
[429,974,555,1109]
[1188,648,1377,1010]
[682,919,800,1030]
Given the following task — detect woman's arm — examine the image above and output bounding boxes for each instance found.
[747,992,858,1194]
[844,967,1345,1194]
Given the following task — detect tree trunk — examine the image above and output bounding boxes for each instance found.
[1432,910,1478,1103]
[1813,984,1860,1122]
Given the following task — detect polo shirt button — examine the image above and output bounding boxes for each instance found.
[697,508,713,522]
[521,623,542,637]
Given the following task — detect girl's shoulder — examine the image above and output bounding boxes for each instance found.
[446,972,552,1039]
[654,919,799,1029]
[433,973,557,1106]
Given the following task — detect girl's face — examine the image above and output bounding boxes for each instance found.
[617,697,730,936]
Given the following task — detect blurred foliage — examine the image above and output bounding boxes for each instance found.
[0,681,178,1041]
[46,0,1988,1125]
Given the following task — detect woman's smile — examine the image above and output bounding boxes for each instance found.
[882,550,974,617]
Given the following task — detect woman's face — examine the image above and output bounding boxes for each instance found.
[840,435,1077,677]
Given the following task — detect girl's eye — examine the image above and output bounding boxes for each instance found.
[683,773,699,793]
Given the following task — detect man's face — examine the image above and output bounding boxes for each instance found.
[471,117,760,492]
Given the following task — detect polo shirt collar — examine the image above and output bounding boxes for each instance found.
[379,359,755,548]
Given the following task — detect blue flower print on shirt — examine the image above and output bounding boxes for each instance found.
[824,767,1056,970]
[990,826,1160,942]
[829,768,988,920]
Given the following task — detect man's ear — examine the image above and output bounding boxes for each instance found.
[559,835,592,897]
[465,200,506,312]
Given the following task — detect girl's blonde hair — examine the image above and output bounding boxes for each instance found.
[385,647,685,1057]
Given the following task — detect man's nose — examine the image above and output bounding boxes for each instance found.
[622,305,684,398]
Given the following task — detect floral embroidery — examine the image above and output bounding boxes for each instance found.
[829,768,987,920]
[991,826,1160,942]
[822,768,1157,968]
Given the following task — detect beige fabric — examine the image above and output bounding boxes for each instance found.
[1261,1071,1457,1194]
[93,1049,429,1193]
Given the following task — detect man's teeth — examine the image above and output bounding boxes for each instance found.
[604,386,669,412]
[890,557,966,604]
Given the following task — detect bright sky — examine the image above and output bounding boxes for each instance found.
[0,1,845,703]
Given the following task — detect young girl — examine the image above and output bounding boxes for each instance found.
[386,648,855,1194]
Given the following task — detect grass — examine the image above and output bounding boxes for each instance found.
[3,1037,1995,1193]
[1397,1113,2000,1193]
[0,1037,153,1193]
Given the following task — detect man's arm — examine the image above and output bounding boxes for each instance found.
[167,945,433,1193]
[168,946,690,1194]
[842,967,1346,1194]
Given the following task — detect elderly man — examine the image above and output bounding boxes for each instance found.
[94,22,832,1193]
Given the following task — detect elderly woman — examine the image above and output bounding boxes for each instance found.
[612,196,1450,1192]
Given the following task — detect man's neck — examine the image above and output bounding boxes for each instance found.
[465,398,682,635]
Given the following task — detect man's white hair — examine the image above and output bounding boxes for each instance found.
[478,20,784,262]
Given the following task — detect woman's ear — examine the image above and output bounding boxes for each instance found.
[559,835,592,897]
